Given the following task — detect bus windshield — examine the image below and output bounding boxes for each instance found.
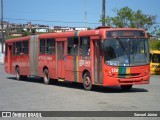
[104,38,150,66]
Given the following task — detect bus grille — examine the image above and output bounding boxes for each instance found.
[118,73,140,78]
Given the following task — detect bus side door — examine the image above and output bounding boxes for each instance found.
[56,39,66,78]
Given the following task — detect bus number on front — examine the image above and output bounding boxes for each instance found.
[112,68,118,73]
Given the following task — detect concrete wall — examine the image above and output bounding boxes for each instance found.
[0,43,5,64]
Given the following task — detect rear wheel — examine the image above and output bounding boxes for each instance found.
[43,69,50,85]
[83,72,92,91]
[121,85,133,91]
[15,67,21,80]
[15,67,27,80]
[21,75,28,80]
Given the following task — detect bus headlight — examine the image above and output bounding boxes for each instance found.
[144,70,149,75]
[105,69,115,77]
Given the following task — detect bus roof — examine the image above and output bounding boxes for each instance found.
[5,27,147,43]
[5,36,31,43]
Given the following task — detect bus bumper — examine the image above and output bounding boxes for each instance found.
[103,74,150,86]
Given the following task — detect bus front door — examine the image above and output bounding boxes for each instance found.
[57,42,65,78]
[93,40,102,84]
[8,45,12,73]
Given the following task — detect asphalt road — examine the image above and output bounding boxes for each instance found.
[0,64,159,120]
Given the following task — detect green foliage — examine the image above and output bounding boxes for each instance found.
[157,31,160,37]
[22,31,31,36]
[7,36,20,39]
[101,7,157,30]
[149,39,160,50]
[31,28,36,34]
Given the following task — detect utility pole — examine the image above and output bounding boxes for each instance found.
[84,0,87,28]
[102,0,106,26]
[1,0,4,53]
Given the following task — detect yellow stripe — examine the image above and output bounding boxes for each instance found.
[78,31,80,36]
[126,67,130,74]
[76,56,79,82]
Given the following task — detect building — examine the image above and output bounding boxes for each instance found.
[0,38,5,63]
[50,26,88,33]
[0,21,7,61]
[36,28,49,33]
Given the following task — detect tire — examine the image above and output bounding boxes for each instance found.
[21,75,28,80]
[83,72,92,91]
[15,67,21,80]
[121,85,133,91]
[43,69,50,85]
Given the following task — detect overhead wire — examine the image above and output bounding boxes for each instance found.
[4,18,101,25]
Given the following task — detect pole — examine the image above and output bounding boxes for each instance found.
[1,0,4,53]
[84,0,87,28]
[102,0,105,26]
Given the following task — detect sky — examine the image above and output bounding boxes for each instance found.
[2,0,160,30]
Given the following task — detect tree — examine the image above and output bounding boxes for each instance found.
[149,40,160,50]
[157,30,160,37]
[31,28,36,34]
[101,7,157,30]
[22,31,31,37]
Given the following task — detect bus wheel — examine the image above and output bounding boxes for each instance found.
[83,72,92,91]
[121,85,133,91]
[15,67,21,80]
[21,76,28,80]
[43,69,50,85]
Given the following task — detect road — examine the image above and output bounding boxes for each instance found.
[0,64,159,120]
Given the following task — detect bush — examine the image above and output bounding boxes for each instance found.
[149,39,160,50]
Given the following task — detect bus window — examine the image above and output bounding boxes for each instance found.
[150,53,152,62]
[5,44,8,56]
[13,43,16,55]
[40,39,45,54]
[15,42,22,55]
[80,37,90,56]
[68,37,78,56]
[46,38,55,55]
[152,54,160,63]
[22,41,28,55]
[104,40,116,61]
[40,39,55,55]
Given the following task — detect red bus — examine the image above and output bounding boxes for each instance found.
[4,27,150,91]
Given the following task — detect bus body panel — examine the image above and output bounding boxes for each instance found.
[64,54,92,83]
[4,27,150,89]
[103,64,150,86]
[5,36,31,76]
[150,50,160,75]
[150,63,160,74]
[30,35,39,76]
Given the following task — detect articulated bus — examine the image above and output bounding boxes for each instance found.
[150,50,160,74]
[5,27,150,91]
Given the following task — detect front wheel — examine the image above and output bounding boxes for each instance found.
[83,72,92,91]
[43,69,50,85]
[121,85,133,91]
